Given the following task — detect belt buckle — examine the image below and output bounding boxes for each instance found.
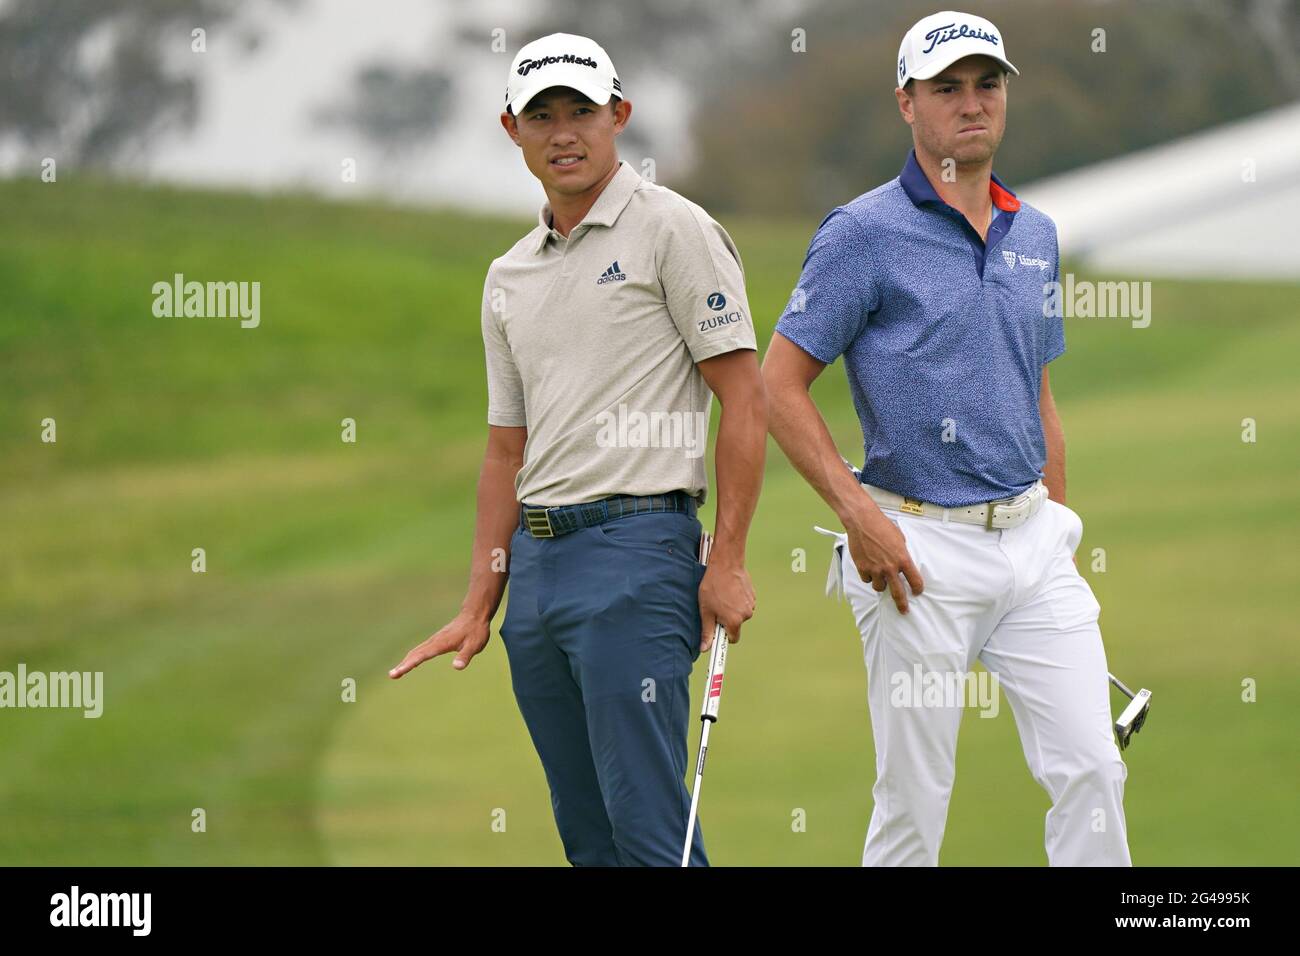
[900,497,925,516]
[984,495,1016,530]
[523,507,555,538]
[985,486,1035,530]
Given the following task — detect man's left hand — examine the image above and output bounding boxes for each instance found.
[698,560,755,652]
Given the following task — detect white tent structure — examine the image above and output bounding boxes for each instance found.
[1018,101,1300,281]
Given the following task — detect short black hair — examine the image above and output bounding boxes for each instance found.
[507,93,621,117]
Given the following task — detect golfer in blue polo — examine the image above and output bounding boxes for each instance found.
[390,33,766,866]
[762,11,1131,866]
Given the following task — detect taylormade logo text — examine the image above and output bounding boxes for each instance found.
[517,54,598,76]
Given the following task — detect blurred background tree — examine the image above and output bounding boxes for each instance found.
[682,0,1300,215]
[0,0,294,169]
[313,63,452,160]
[1,0,1295,212]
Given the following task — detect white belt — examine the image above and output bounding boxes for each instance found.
[865,480,1048,530]
[813,480,1049,602]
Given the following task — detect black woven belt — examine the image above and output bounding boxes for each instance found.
[519,491,697,538]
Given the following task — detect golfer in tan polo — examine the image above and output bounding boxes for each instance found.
[390,32,767,866]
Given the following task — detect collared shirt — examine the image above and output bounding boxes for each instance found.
[774,149,1065,508]
[481,160,757,506]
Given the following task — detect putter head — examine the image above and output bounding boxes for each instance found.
[1113,688,1152,750]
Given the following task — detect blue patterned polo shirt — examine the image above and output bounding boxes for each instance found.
[774,148,1064,507]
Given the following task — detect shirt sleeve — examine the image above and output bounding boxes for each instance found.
[480,268,527,427]
[656,198,758,363]
[1042,225,1066,364]
[774,207,879,365]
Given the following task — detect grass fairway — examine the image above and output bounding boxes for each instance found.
[1,176,1297,866]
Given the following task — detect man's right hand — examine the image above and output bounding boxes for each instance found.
[844,506,925,615]
[389,612,492,678]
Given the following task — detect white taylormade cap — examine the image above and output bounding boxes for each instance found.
[896,11,1019,89]
[505,33,622,115]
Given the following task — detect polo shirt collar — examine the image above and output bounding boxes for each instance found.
[531,159,641,254]
[898,148,1021,213]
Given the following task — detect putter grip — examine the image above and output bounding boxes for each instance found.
[696,531,728,722]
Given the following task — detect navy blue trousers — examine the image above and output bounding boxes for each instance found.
[500,509,709,866]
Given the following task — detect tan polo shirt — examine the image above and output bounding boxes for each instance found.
[480,160,756,507]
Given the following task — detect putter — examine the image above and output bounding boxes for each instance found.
[681,530,729,867]
[1108,672,1152,751]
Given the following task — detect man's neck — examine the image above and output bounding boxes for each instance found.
[915,147,994,240]
[546,159,622,237]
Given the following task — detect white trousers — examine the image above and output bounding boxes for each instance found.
[825,496,1132,866]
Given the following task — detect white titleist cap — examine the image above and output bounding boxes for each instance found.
[896,11,1019,89]
[505,33,622,115]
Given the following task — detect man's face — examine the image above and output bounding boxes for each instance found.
[897,55,1007,167]
[501,86,631,194]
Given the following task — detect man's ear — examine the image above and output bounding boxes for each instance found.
[895,85,914,126]
[612,97,632,135]
[500,110,521,146]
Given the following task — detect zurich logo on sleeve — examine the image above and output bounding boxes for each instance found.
[698,291,745,333]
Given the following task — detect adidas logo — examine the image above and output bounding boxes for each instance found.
[596,260,627,284]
